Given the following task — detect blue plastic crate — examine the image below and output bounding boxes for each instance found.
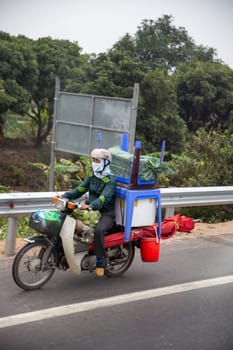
[115,175,156,186]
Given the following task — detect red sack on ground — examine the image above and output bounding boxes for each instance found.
[161,214,195,237]
[178,215,195,232]
[143,214,195,240]
[163,214,182,225]
[161,221,177,239]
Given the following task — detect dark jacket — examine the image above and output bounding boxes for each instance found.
[63,173,116,214]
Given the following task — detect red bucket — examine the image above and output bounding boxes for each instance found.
[140,237,160,262]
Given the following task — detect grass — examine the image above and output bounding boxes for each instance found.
[3,113,35,139]
[0,217,35,240]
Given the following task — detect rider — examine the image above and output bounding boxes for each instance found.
[63,148,116,277]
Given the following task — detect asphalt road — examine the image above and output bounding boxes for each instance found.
[0,233,233,350]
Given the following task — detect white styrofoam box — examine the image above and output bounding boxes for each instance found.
[115,197,156,227]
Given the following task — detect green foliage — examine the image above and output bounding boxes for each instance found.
[134,15,216,70]
[81,51,146,98]
[29,37,90,146]
[0,216,35,240]
[28,156,91,190]
[136,68,188,154]
[17,216,35,237]
[0,185,9,193]
[168,128,233,221]
[0,218,7,240]
[1,16,230,153]
[142,158,176,181]
[0,33,90,146]
[174,61,233,132]
[2,113,35,139]
[0,33,37,118]
[177,205,233,223]
[170,128,233,187]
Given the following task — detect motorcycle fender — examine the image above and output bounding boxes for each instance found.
[24,236,47,244]
[60,216,86,276]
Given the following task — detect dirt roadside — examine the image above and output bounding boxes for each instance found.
[0,221,232,258]
[162,220,233,243]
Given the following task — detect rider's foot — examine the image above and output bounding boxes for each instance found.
[96,267,104,276]
[96,258,104,277]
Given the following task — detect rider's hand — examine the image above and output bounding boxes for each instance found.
[80,203,90,210]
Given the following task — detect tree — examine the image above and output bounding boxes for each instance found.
[168,127,233,221]
[0,32,38,137]
[80,48,147,98]
[80,26,190,154]
[174,61,233,132]
[30,37,90,146]
[0,16,227,150]
[169,128,233,187]
[136,69,188,154]
[134,15,217,70]
[0,33,91,146]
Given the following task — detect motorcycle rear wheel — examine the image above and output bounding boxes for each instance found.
[104,242,135,277]
[12,242,56,291]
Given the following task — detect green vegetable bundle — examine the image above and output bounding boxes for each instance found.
[72,210,101,228]
[142,159,175,181]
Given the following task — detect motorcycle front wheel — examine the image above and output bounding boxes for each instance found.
[104,242,135,277]
[12,242,56,291]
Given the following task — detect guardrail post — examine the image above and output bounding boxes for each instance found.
[164,207,175,218]
[5,217,18,256]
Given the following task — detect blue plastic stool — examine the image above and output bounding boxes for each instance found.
[115,186,161,242]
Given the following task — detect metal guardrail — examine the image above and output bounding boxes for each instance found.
[0,192,62,217]
[160,186,233,207]
[1,187,233,217]
[1,186,233,256]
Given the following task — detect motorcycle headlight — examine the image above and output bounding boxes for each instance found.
[55,198,67,210]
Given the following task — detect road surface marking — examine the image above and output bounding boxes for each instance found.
[1,274,233,329]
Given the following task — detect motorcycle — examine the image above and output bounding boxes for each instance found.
[12,196,160,291]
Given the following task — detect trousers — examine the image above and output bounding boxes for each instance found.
[94,213,115,258]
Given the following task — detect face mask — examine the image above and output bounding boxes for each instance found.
[92,159,104,176]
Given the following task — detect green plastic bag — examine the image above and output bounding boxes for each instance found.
[109,145,175,182]
[108,145,160,181]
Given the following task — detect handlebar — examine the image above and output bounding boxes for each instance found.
[52,196,90,211]
[52,196,78,210]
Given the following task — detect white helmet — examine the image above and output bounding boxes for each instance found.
[91,148,112,162]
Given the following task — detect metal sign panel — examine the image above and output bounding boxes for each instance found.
[54,88,138,156]
[49,77,139,190]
